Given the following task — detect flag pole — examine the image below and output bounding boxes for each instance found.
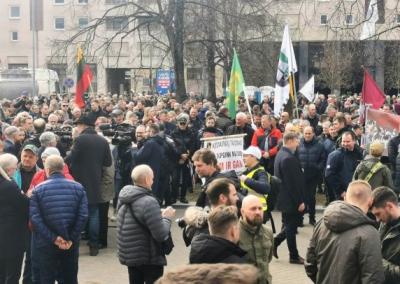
[87,74,94,95]
[291,72,299,119]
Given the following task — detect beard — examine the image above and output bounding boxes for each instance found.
[245,215,263,226]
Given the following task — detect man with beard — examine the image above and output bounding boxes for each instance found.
[239,195,273,284]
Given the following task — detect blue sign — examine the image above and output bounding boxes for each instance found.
[156,69,175,95]
[63,77,74,88]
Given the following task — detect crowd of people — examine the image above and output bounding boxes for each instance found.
[1,90,400,284]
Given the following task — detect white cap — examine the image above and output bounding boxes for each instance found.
[243,146,262,160]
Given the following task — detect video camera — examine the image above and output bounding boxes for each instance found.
[99,123,135,146]
[52,125,73,145]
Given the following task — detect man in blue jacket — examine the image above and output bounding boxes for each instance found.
[30,155,88,284]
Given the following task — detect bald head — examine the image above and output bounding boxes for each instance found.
[241,195,263,226]
[44,155,64,176]
[131,164,154,190]
[345,180,372,213]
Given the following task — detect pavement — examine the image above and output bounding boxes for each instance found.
[77,208,317,284]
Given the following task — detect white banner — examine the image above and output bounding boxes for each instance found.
[202,135,245,174]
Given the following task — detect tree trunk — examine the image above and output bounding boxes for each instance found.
[172,0,186,103]
[206,0,216,103]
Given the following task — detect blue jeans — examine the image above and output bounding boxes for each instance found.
[88,204,99,248]
[33,243,79,284]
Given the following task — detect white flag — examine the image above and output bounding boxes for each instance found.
[299,75,315,102]
[360,0,379,40]
[274,25,297,115]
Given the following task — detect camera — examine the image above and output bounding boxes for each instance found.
[176,218,187,228]
[99,123,135,146]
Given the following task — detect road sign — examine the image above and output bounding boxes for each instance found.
[63,77,74,88]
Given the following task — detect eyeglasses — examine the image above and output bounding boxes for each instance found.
[62,105,69,107]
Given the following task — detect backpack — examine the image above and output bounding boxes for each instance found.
[266,173,281,214]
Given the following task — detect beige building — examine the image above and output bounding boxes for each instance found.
[1,0,399,96]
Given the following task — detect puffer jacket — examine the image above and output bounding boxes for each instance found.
[189,233,246,264]
[298,137,326,180]
[239,218,273,284]
[379,220,400,284]
[305,201,384,284]
[353,155,394,190]
[117,185,171,267]
[29,173,88,248]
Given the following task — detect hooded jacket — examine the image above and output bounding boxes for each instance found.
[305,201,384,284]
[353,155,394,190]
[189,233,246,264]
[379,219,400,284]
[117,185,171,267]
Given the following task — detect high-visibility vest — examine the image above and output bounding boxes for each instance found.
[240,166,268,211]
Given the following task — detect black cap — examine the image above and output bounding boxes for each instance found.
[74,115,94,127]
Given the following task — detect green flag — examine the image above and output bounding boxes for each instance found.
[226,49,245,119]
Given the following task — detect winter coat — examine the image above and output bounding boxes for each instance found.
[189,233,246,264]
[298,137,326,180]
[99,163,115,203]
[325,146,363,197]
[182,206,209,247]
[3,139,18,157]
[133,136,165,198]
[171,128,196,157]
[117,185,171,267]
[388,135,400,170]
[379,220,400,284]
[225,124,255,149]
[251,127,282,159]
[216,113,233,132]
[29,164,74,191]
[0,175,29,259]
[323,136,336,157]
[239,218,273,284]
[353,155,394,190]
[394,154,400,194]
[274,147,305,213]
[30,173,88,248]
[305,201,384,284]
[66,127,112,204]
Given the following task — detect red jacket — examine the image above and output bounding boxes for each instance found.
[28,164,74,192]
[251,127,282,158]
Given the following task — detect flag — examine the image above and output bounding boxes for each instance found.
[362,69,385,109]
[226,49,245,119]
[274,25,297,115]
[360,0,379,40]
[367,108,400,132]
[75,46,93,108]
[299,75,315,102]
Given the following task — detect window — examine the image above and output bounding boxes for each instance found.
[54,0,65,4]
[78,0,88,3]
[8,64,28,69]
[54,17,65,30]
[10,6,20,19]
[78,17,89,29]
[11,31,18,41]
[345,14,353,25]
[320,15,327,25]
[105,16,128,31]
[105,0,127,4]
[187,67,203,80]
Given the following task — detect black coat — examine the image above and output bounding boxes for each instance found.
[0,176,29,259]
[225,124,255,149]
[274,147,305,213]
[66,127,112,204]
[189,233,246,264]
[171,128,196,157]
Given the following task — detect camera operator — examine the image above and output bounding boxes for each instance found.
[22,118,46,148]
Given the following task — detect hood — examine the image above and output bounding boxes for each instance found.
[323,201,375,233]
[190,234,245,263]
[183,206,209,228]
[118,185,151,205]
[357,156,380,172]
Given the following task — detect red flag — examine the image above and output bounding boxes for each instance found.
[367,108,400,132]
[361,69,385,109]
[75,46,93,108]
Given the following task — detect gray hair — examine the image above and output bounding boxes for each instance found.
[4,126,19,140]
[0,153,18,171]
[44,155,64,174]
[131,164,153,185]
[39,132,57,147]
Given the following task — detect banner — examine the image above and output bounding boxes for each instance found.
[156,69,172,95]
[202,134,246,174]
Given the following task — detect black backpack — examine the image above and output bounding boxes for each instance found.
[266,173,281,214]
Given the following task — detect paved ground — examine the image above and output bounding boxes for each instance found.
[78,208,317,284]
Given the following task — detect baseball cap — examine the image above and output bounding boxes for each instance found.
[22,144,39,156]
[243,146,262,160]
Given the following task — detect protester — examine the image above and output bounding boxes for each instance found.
[0,154,29,284]
[239,195,273,284]
[305,180,385,283]
[66,115,112,256]
[273,132,306,264]
[225,112,255,149]
[117,165,175,284]
[30,155,88,284]
[190,205,246,264]
[371,187,400,284]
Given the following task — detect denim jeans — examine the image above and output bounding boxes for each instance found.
[33,243,79,284]
[88,204,99,248]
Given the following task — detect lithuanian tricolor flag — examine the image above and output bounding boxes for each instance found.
[75,46,93,108]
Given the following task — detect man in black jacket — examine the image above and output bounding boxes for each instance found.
[190,205,246,264]
[66,115,112,256]
[273,132,306,264]
[225,112,255,149]
[371,187,400,284]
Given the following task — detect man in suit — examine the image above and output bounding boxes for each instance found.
[273,132,306,264]
[66,115,112,256]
